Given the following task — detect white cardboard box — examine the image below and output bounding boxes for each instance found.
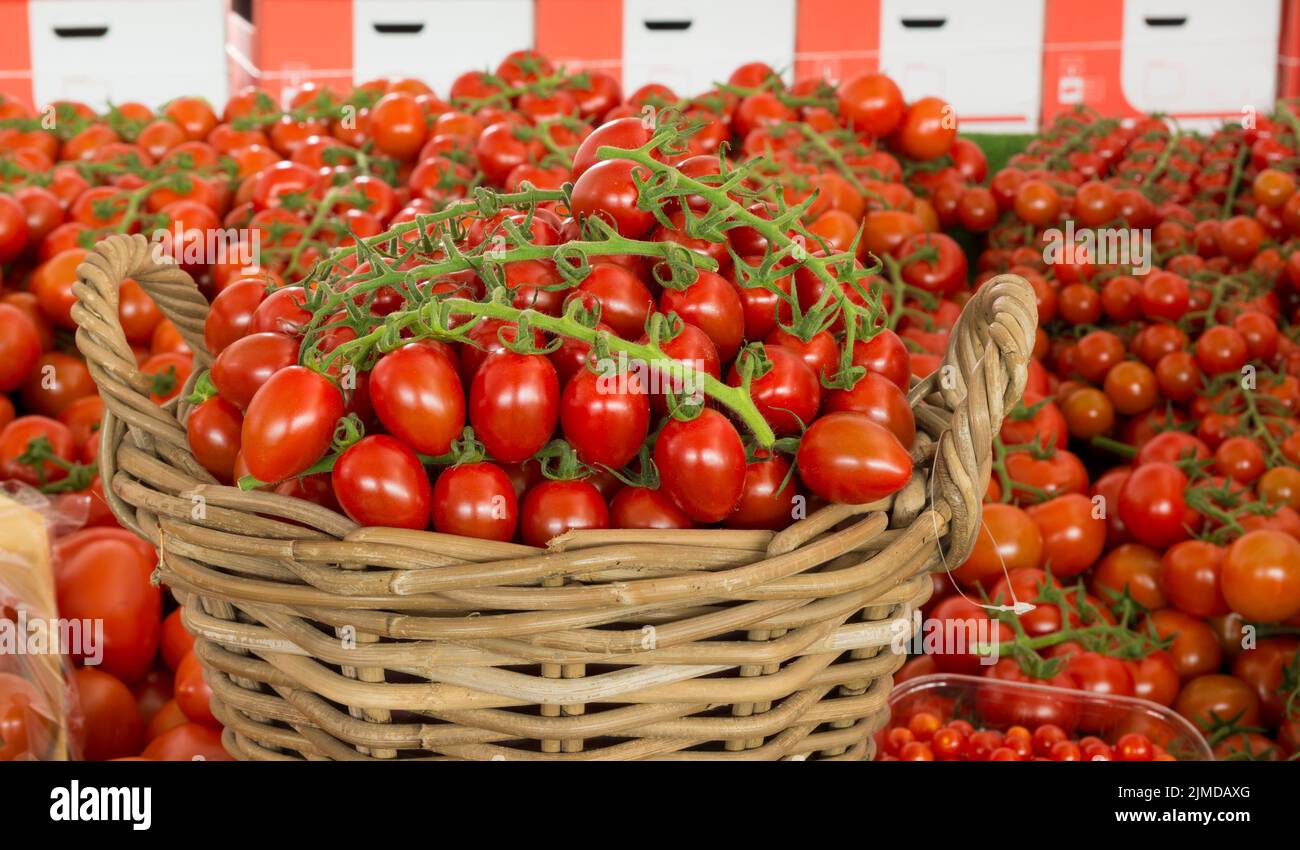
[352,0,535,95]
[29,0,228,108]
[1119,0,1280,130]
[878,0,1045,134]
[621,0,797,96]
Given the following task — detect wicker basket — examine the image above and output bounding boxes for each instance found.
[71,233,1036,761]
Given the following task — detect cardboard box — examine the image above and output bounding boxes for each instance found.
[878,0,1045,133]
[620,0,796,95]
[229,0,535,106]
[0,0,227,110]
[1043,0,1281,131]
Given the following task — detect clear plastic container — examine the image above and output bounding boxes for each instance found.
[886,673,1214,761]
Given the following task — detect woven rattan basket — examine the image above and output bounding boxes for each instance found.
[71,233,1036,761]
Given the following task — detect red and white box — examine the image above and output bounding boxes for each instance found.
[228,0,535,106]
[540,0,1041,131]
[1043,0,1282,131]
[0,0,228,110]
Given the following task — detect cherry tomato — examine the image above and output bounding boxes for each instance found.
[561,364,650,469]
[370,341,465,456]
[240,366,344,482]
[431,462,518,542]
[56,539,161,684]
[795,412,912,505]
[654,409,746,522]
[520,479,609,546]
[469,350,560,463]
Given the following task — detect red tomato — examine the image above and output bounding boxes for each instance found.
[836,72,904,137]
[560,365,650,469]
[0,415,76,486]
[520,479,609,546]
[610,485,695,529]
[174,650,219,728]
[211,332,299,410]
[659,271,746,363]
[21,351,96,418]
[141,722,233,761]
[977,659,1080,732]
[331,435,431,529]
[654,409,747,523]
[204,278,266,355]
[469,350,559,463]
[0,303,41,393]
[186,396,243,484]
[56,539,161,683]
[823,371,914,448]
[1221,530,1300,623]
[370,342,465,456]
[953,503,1043,587]
[570,159,655,238]
[1117,462,1200,549]
[161,608,195,673]
[725,454,800,531]
[795,412,912,505]
[894,97,957,161]
[1025,493,1105,578]
[240,366,344,482]
[72,667,144,761]
[431,462,519,542]
[574,262,654,339]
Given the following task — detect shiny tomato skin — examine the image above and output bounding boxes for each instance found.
[729,345,821,437]
[56,539,161,684]
[469,350,560,463]
[575,262,654,340]
[1025,493,1105,578]
[1221,530,1300,623]
[659,270,745,363]
[186,396,244,483]
[0,415,77,485]
[823,370,914,448]
[370,342,465,456]
[570,159,654,238]
[560,365,650,470]
[431,462,518,542]
[332,435,431,529]
[204,278,266,355]
[520,479,609,547]
[1117,462,1199,549]
[795,412,912,505]
[851,329,911,391]
[210,331,298,410]
[654,409,747,523]
[610,485,695,529]
[0,303,41,393]
[954,503,1044,588]
[240,366,344,483]
[724,454,800,531]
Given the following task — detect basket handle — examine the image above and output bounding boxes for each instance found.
[71,233,213,528]
[925,273,1037,565]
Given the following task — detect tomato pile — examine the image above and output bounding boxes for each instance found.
[1,47,1298,761]
[901,107,1300,762]
[880,711,1174,762]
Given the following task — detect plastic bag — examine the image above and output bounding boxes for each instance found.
[0,481,86,760]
